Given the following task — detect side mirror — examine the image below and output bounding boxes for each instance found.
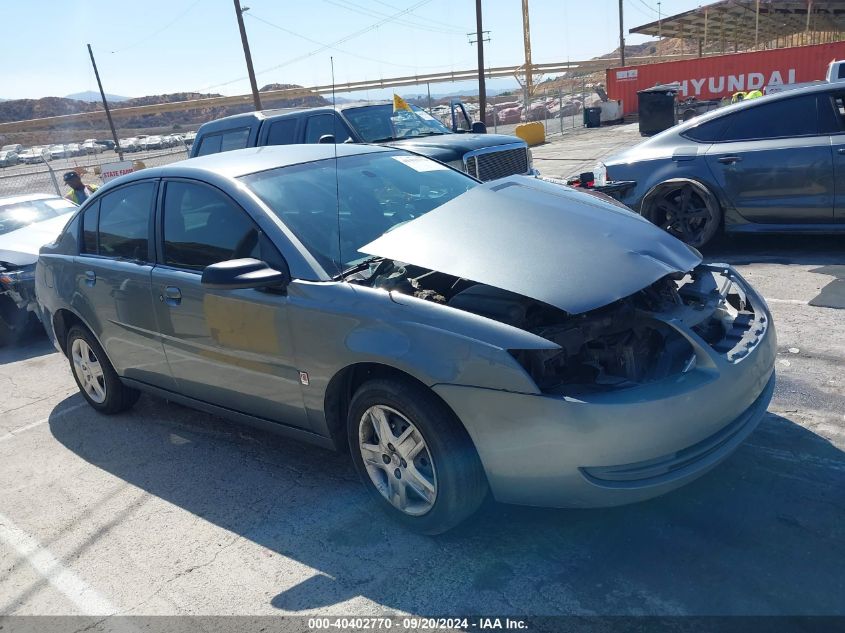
[201,258,289,290]
[471,121,487,134]
[318,134,335,144]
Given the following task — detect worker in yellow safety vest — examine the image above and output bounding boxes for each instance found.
[63,171,99,205]
[745,89,764,100]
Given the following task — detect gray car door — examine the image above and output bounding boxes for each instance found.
[74,180,175,389]
[823,90,845,223]
[150,178,309,429]
[704,93,834,224]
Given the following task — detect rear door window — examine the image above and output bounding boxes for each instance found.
[220,128,250,151]
[266,119,298,145]
[304,114,351,144]
[719,95,820,141]
[96,182,156,260]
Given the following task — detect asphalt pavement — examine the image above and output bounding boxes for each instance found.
[0,124,843,620]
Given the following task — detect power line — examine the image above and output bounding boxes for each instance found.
[194,0,434,93]
[246,12,469,70]
[633,0,658,16]
[323,0,465,34]
[109,0,204,53]
[370,0,466,31]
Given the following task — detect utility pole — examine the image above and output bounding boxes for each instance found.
[521,0,533,102]
[475,0,487,124]
[87,44,124,161]
[618,0,625,66]
[234,0,262,111]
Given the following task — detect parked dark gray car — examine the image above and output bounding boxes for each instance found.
[596,82,845,248]
[36,145,776,534]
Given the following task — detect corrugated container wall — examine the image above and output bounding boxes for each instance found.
[607,41,845,115]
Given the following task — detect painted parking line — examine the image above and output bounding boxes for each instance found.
[0,510,117,615]
[765,298,810,305]
[0,403,86,443]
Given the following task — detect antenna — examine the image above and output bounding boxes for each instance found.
[331,56,343,274]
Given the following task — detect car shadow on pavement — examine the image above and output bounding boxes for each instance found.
[706,234,845,266]
[49,396,845,616]
[0,327,53,364]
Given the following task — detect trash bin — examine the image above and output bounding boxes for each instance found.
[583,107,602,128]
[638,85,678,136]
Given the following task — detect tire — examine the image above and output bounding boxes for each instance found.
[643,180,722,249]
[66,325,140,414]
[347,378,488,535]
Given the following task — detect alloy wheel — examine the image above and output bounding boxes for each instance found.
[653,184,718,247]
[358,404,437,516]
[71,338,107,404]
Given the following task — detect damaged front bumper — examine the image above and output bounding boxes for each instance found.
[432,264,777,508]
[0,264,39,320]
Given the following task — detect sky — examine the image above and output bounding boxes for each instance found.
[4,0,707,101]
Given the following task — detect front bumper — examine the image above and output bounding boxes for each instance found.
[433,265,777,508]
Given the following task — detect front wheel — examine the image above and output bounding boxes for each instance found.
[347,378,488,535]
[643,180,721,249]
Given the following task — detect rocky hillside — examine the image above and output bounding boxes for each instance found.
[0,83,328,145]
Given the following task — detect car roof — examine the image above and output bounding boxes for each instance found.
[0,193,62,205]
[196,101,401,132]
[115,143,395,183]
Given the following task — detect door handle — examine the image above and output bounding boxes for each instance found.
[837,148,845,155]
[84,270,96,287]
[161,286,182,306]
[717,155,742,164]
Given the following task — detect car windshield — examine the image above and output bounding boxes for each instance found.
[342,104,451,143]
[0,197,77,236]
[241,150,476,274]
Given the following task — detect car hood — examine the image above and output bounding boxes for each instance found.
[360,176,701,315]
[387,133,525,153]
[0,214,73,266]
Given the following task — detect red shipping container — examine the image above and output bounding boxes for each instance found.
[607,41,845,115]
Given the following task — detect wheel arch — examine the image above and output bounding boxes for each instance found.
[52,307,96,357]
[323,362,464,453]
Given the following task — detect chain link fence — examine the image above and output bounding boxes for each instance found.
[426,80,609,140]
[0,145,190,200]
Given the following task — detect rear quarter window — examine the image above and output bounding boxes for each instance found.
[681,116,730,143]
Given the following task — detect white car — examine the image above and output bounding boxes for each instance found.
[49,144,70,160]
[0,194,77,345]
[119,138,139,152]
[82,139,104,154]
[1,144,23,154]
[19,147,51,164]
[143,135,163,150]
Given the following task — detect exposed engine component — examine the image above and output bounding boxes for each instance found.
[352,259,753,395]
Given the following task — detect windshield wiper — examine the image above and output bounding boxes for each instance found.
[335,255,384,280]
[369,136,397,143]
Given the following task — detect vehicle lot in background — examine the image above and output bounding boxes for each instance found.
[1,232,842,616]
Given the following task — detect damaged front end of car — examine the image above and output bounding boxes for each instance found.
[0,261,38,342]
[349,257,767,397]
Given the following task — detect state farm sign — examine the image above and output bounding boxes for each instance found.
[99,161,134,183]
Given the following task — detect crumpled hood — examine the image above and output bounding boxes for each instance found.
[0,214,73,267]
[361,176,701,315]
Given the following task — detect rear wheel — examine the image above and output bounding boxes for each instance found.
[643,180,721,249]
[67,325,140,414]
[347,378,488,535]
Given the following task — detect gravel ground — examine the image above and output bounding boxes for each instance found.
[0,125,843,621]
